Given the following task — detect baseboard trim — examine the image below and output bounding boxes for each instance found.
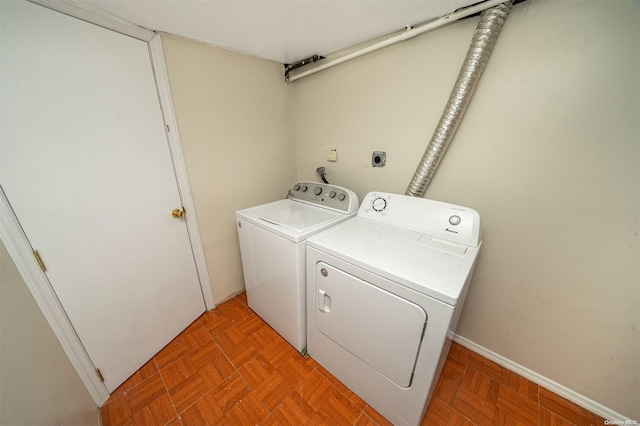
[451,334,634,423]
[213,288,247,307]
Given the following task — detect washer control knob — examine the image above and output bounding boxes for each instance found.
[338,193,346,201]
[293,184,300,191]
[372,197,387,212]
[449,215,461,226]
[329,191,337,198]
[314,187,322,196]
[301,185,308,192]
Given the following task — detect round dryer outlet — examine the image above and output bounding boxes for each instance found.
[372,151,386,167]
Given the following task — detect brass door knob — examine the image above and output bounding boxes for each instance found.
[172,208,186,219]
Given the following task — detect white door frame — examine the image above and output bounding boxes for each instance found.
[149,35,216,311]
[0,0,215,406]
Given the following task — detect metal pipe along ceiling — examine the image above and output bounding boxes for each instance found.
[286,0,511,82]
[405,1,513,198]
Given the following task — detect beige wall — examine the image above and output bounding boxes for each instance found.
[290,0,639,419]
[0,242,98,425]
[161,35,295,303]
[2,5,634,420]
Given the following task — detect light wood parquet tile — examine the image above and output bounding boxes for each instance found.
[540,407,578,426]
[270,392,317,424]
[100,292,610,426]
[178,391,224,426]
[434,357,466,406]
[539,387,605,426]
[495,385,538,425]
[211,372,252,413]
[101,393,131,426]
[423,342,608,426]
[125,373,168,414]
[500,370,539,403]
[224,391,270,425]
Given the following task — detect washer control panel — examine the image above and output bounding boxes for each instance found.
[287,181,359,214]
[360,192,481,247]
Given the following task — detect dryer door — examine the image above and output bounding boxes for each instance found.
[314,262,427,387]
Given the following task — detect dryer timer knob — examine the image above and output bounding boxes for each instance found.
[371,197,387,212]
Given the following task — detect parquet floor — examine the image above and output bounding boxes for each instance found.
[100,292,607,425]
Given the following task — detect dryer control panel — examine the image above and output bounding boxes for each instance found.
[359,192,481,248]
[287,181,359,214]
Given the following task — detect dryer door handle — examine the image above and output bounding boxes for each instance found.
[318,289,332,313]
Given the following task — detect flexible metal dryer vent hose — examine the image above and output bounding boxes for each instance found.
[405,1,513,198]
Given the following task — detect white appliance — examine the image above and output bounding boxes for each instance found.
[236,181,359,353]
[306,192,481,425]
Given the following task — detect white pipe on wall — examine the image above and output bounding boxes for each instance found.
[287,0,511,82]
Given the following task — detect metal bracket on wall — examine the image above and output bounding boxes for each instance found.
[284,54,325,81]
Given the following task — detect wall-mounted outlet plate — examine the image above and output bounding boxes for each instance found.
[372,151,386,167]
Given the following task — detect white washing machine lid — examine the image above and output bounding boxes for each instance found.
[236,199,353,243]
[307,217,481,305]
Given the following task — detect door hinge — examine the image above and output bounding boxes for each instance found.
[96,368,105,382]
[33,250,47,272]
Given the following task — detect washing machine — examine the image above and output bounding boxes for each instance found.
[306,191,481,425]
[236,181,358,353]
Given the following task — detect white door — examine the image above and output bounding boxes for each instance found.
[314,262,427,387]
[0,1,205,392]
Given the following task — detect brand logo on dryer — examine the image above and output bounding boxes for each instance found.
[445,215,461,233]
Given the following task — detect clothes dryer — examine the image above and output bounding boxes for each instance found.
[236,181,358,353]
[306,192,481,425]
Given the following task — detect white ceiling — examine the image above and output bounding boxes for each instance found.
[76,0,481,64]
